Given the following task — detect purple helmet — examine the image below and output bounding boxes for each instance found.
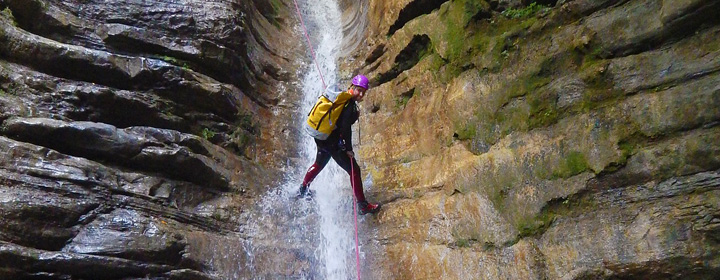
[351,74,369,90]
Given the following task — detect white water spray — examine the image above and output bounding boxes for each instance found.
[295,0,358,278]
[238,0,358,279]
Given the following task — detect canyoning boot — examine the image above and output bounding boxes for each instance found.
[358,201,381,215]
[296,184,315,200]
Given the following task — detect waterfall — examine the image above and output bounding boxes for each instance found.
[225,0,357,279]
[294,0,358,277]
[296,0,357,276]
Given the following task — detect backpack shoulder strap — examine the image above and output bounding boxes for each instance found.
[323,85,344,101]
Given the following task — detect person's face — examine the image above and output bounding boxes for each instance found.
[352,86,367,102]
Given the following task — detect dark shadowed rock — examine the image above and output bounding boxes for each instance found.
[0,0,300,278]
[0,241,218,280]
[1,117,267,191]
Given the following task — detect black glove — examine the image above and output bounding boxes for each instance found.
[338,138,346,151]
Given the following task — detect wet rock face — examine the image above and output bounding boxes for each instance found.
[340,0,720,279]
[0,0,302,279]
[0,0,305,163]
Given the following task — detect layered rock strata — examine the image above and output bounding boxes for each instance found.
[2,0,720,279]
[0,0,304,278]
[341,0,720,278]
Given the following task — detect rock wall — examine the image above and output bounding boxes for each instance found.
[0,0,304,278]
[341,0,720,279]
[2,0,719,279]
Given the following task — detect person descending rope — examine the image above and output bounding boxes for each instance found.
[299,74,381,215]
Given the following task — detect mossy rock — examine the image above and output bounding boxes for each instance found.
[551,151,590,179]
[1,7,17,27]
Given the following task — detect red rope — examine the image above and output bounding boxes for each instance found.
[350,156,361,280]
[291,0,327,89]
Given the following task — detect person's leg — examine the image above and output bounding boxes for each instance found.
[300,142,332,194]
[331,151,380,214]
[331,151,366,202]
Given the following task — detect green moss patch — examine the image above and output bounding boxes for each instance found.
[551,151,590,179]
[395,88,415,109]
[464,70,551,148]
[527,92,559,129]
[229,112,258,157]
[501,2,550,19]
[200,127,216,140]
[488,181,512,212]
[267,0,284,27]
[454,238,473,248]
[1,7,17,27]
[441,0,500,64]
[432,0,572,149]
[516,210,554,237]
[429,0,554,81]
[599,139,637,174]
[256,0,284,28]
[516,194,597,239]
[0,82,20,96]
[160,55,190,70]
[453,120,477,141]
[236,112,257,134]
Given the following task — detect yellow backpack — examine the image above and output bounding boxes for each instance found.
[305,87,353,140]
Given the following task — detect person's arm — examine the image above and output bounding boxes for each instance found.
[338,101,358,154]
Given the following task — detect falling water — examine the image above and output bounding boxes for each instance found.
[295,0,358,277]
[218,0,357,279]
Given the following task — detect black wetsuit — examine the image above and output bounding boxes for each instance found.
[302,99,366,202]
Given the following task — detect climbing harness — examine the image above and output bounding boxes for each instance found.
[351,155,362,280]
[292,0,327,89]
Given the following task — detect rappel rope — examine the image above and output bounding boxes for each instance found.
[291,0,362,279]
[351,158,362,280]
[292,0,327,89]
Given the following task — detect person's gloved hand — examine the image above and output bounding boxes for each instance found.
[338,139,346,151]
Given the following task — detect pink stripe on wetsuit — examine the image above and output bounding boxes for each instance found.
[302,143,366,202]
